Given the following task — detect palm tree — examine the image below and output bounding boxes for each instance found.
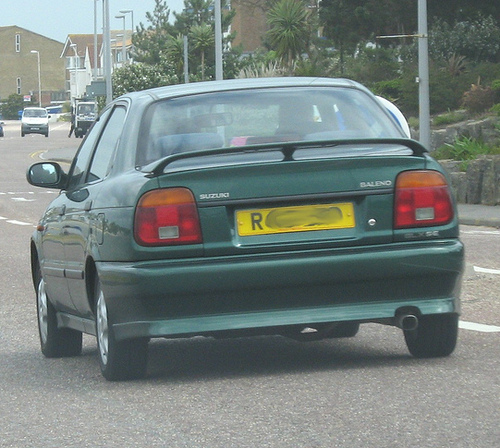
[190,24,214,80]
[166,34,186,78]
[267,0,310,67]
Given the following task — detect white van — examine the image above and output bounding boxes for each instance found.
[21,107,49,137]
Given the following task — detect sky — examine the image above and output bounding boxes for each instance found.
[1,0,185,43]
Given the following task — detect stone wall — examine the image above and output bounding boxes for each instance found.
[427,116,500,205]
[430,116,500,151]
[441,156,500,205]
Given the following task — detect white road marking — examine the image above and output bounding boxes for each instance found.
[6,220,33,226]
[459,321,500,333]
[0,191,55,195]
[474,266,500,275]
[11,197,35,202]
[461,229,500,236]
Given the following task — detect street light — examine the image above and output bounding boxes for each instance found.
[70,43,79,100]
[214,0,222,80]
[119,9,134,33]
[115,14,126,66]
[102,0,112,103]
[30,50,41,106]
[93,0,100,80]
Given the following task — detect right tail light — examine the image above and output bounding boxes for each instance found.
[394,170,454,229]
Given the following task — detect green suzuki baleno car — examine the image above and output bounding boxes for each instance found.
[27,78,464,381]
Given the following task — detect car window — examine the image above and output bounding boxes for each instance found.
[23,108,47,118]
[66,108,112,191]
[137,87,405,167]
[87,106,127,182]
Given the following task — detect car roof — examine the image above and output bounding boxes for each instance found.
[118,77,370,103]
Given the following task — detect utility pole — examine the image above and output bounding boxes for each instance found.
[103,0,113,103]
[417,0,431,150]
[30,50,41,107]
[376,0,431,149]
[183,35,189,83]
[214,0,223,80]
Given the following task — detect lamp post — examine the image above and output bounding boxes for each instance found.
[30,50,41,107]
[94,0,100,80]
[119,9,134,33]
[70,43,79,100]
[214,0,222,80]
[103,0,113,103]
[115,14,126,66]
[417,0,430,150]
[376,0,430,150]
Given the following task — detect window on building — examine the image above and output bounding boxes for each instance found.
[15,34,21,52]
[16,78,21,94]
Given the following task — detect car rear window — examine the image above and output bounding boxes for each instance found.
[137,87,405,167]
[23,108,48,118]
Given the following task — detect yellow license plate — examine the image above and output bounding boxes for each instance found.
[236,202,355,236]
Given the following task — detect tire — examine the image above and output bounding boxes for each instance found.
[35,263,82,358]
[404,313,458,358]
[21,132,25,137]
[95,277,148,381]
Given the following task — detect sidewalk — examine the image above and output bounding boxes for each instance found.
[457,204,500,228]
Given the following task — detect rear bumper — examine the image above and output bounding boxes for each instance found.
[22,124,48,133]
[96,239,464,341]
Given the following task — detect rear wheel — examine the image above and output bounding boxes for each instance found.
[35,263,82,357]
[404,314,458,358]
[95,277,148,381]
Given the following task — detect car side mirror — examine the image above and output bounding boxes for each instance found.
[27,162,66,189]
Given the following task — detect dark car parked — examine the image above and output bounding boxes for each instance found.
[27,78,463,380]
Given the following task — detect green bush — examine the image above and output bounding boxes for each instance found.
[491,103,500,115]
[0,94,32,120]
[432,110,468,126]
[372,79,403,102]
[492,79,500,103]
[432,136,500,167]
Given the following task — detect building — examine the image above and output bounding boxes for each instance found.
[0,26,66,105]
[231,0,268,54]
[61,31,132,104]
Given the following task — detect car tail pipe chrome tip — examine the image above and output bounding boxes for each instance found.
[395,314,419,331]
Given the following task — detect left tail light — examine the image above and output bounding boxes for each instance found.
[394,170,454,229]
[134,188,202,246]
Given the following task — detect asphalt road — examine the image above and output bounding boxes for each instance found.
[0,121,499,447]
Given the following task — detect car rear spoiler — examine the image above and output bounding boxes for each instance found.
[142,138,428,177]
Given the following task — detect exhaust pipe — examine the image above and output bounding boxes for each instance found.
[395,314,419,331]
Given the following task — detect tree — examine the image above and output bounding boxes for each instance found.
[190,24,215,80]
[428,0,500,25]
[0,94,30,120]
[132,0,175,65]
[319,0,416,72]
[112,63,179,98]
[429,15,500,64]
[165,34,186,78]
[267,0,310,66]
[173,0,215,33]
